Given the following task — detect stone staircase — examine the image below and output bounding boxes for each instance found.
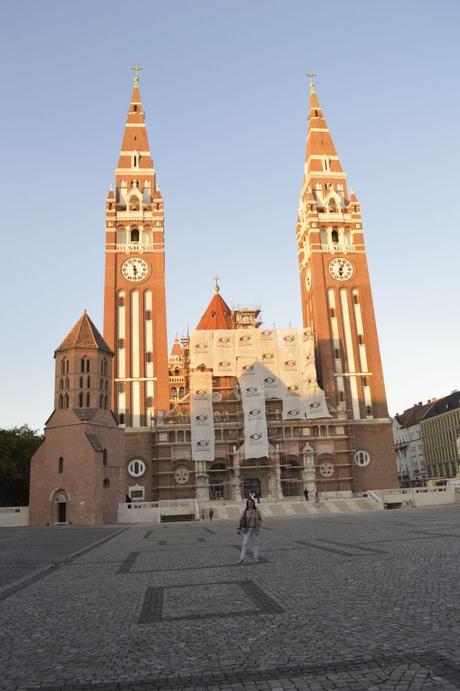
[200,496,379,521]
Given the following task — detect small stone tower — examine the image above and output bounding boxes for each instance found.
[29,312,126,525]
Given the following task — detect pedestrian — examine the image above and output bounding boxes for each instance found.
[303,488,309,501]
[208,507,214,521]
[256,492,261,504]
[315,490,319,503]
[237,498,262,563]
[249,491,256,502]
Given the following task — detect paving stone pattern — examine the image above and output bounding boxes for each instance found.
[3,507,460,689]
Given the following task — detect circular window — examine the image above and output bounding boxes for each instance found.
[319,462,334,478]
[354,450,371,467]
[128,459,146,478]
[174,467,190,484]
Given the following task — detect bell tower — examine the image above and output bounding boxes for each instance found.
[103,67,169,427]
[296,76,397,489]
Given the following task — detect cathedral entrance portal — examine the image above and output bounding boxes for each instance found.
[243,478,261,499]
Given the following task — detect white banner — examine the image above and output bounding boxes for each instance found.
[235,329,259,360]
[190,371,215,461]
[305,385,332,419]
[190,330,213,370]
[213,330,237,377]
[244,417,269,459]
[239,361,269,459]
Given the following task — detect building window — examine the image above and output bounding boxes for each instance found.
[334,349,340,358]
[65,377,69,389]
[358,335,364,345]
[86,393,90,407]
[130,228,140,243]
[79,393,83,407]
[103,449,107,466]
[58,394,63,409]
[100,394,104,409]
[128,459,146,478]
[354,449,371,467]
[146,396,153,408]
[118,338,125,349]
[119,413,125,425]
[118,383,124,394]
[64,394,69,409]
[146,352,152,363]
[118,295,124,307]
[331,228,339,243]
[104,395,108,410]
[58,457,63,473]
[87,376,91,388]
[145,310,151,320]
[103,478,110,488]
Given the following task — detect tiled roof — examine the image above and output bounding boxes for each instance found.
[422,392,460,420]
[395,400,438,428]
[196,291,233,330]
[56,312,112,354]
[85,432,103,451]
[171,336,183,356]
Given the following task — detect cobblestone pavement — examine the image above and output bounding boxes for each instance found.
[3,507,460,689]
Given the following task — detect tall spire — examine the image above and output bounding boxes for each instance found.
[115,68,156,190]
[302,76,346,199]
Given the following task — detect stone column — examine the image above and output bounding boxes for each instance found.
[195,461,210,502]
[231,446,243,503]
[301,443,316,498]
[273,444,283,500]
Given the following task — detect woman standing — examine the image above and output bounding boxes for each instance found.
[237,498,262,563]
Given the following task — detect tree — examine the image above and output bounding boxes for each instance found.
[0,426,43,506]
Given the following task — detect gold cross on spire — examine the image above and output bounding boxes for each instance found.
[131,64,143,85]
[213,275,220,294]
[305,71,317,89]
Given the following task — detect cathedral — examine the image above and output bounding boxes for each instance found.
[29,71,397,525]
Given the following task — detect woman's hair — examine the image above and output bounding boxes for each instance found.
[245,498,256,510]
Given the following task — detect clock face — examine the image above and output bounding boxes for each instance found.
[328,257,353,282]
[121,257,149,282]
[305,267,312,291]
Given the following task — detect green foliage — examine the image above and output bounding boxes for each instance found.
[0,426,43,506]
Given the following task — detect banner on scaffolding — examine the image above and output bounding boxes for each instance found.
[239,362,269,459]
[190,371,215,461]
[213,330,237,377]
[190,330,213,370]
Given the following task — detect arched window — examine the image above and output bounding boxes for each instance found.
[171,387,177,398]
[86,376,90,388]
[64,394,69,409]
[79,393,83,407]
[100,378,103,390]
[65,377,69,389]
[103,478,110,488]
[179,387,185,398]
[130,228,140,243]
[129,194,139,210]
[59,378,64,390]
[86,393,90,407]
[86,359,90,373]
[80,358,85,373]
[344,229,351,245]
[58,394,63,409]
[102,449,107,466]
[61,359,65,375]
[103,359,107,375]
[331,228,339,243]
[58,457,63,473]
[105,380,108,391]
[104,395,108,410]
[174,367,180,375]
[79,376,83,389]
[329,198,337,213]
[100,394,104,409]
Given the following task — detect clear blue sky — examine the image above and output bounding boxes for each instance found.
[1,0,459,431]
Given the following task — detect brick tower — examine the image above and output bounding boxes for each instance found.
[103,68,169,428]
[29,312,125,525]
[296,77,397,489]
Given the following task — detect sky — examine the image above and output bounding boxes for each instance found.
[0,0,459,431]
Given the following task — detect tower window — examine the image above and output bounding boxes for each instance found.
[103,449,107,466]
[145,310,151,320]
[104,395,108,410]
[146,396,153,408]
[358,335,364,345]
[133,105,137,112]
[118,296,124,307]
[65,378,69,389]
[353,293,359,304]
[331,229,339,243]
[86,393,90,407]
[100,394,104,409]
[60,378,64,390]
[130,228,140,242]
[103,478,110,488]
[363,377,368,387]
[79,376,83,389]
[64,394,69,409]
[119,413,125,425]
[100,378,103,390]
[118,338,125,349]
[118,383,124,394]
[146,352,152,363]
[339,391,345,401]
[58,457,63,474]
[58,394,63,409]
[87,376,91,388]
[330,308,335,318]
[79,392,83,407]
[334,349,340,358]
